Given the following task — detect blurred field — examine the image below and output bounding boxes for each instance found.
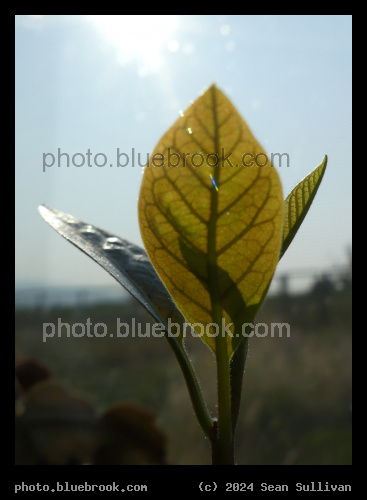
[15,284,352,465]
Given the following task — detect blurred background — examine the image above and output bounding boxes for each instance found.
[15,15,352,465]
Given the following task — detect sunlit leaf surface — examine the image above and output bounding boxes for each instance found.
[280,155,327,260]
[139,84,283,355]
[38,205,185,328]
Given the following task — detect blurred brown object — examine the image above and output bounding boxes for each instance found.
[15,380,98,465]
[15,357,168,465]
[15,357,51,394]
[95,402,167,465]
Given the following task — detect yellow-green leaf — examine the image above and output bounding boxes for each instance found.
[280,155,327,260]
[138,84,283,357]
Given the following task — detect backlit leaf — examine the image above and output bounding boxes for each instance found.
[280,155,327,260]
[138,84,284,356]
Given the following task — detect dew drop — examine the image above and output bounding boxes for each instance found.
[179,110,184,117]
[187,127,192,134]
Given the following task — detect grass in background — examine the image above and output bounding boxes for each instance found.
[15,286,352,465]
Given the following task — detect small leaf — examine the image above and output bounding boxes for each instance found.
[138,84,284,356]
[280,155,327,260]
[38,205,185,329]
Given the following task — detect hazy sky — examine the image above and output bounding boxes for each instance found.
[15,15,352,292]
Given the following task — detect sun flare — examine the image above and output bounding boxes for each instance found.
[88,15,179,73]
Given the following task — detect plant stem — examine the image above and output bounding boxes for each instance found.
[205,278,234,464]
[165,332,214,440]
[214,326,234,464]
[230,338,248,432]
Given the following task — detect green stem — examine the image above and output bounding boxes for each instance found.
[230,338,249,432]
[165,332,214,440]
[214,315,234,464]
[206,272,234,463]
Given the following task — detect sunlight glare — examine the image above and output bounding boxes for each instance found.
[88,15,179,72]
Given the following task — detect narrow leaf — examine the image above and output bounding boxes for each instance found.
[280,155,327,260]
[138,84,284,357]
[38,205,214,438]
[38,205,184,328]
[230,337,248,431]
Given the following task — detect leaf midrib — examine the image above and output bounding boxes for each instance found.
[207,85,223,335]
[206,86,233,452]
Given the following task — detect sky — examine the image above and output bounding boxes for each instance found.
[15,15,352,294]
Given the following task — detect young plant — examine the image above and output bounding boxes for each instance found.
[39,84,327,465]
